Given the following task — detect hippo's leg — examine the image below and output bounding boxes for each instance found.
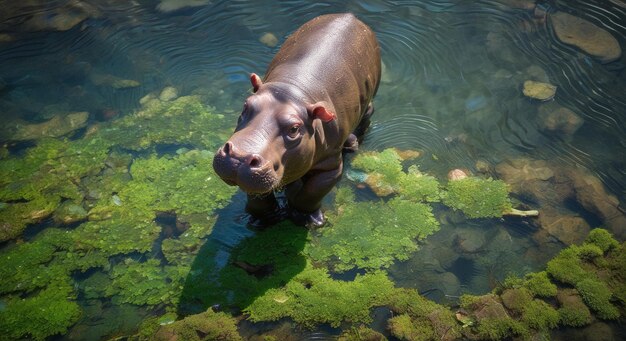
[245,192,284,227]
[354,102,375,140]
[286,162,343,228]
[343,102,375,153]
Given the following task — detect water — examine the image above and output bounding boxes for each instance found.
[0,0,625,339]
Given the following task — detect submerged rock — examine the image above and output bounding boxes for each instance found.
[454,228,487,254]
[0,1,99,33]
[495,0,536,10]
[523,80,556,101]
[53,201,88,225]
[551,12,622,63]
[260,32,278,47]
[565,168,626,239]
[537,209,591,245]
[448,169,469,181]
[8,111,89,141]
[159,86,179,102]
[538,104,584,136]
[89,73,140,89]
[157,0,210,13]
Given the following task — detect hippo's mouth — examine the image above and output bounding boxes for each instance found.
[213,152,281,194]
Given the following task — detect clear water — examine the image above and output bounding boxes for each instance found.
[0,0,625,339]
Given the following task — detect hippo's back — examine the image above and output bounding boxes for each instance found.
[265,13,381,127]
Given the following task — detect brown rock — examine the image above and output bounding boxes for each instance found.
[538,105,583,135]
[471,295,510,320]
[394,148,421,161]
[495,0,536,10]
[551,12,622,63]
[565,168,626,239]
[10,111,89,141]
[496,158,555,185]
[523,80,557,101]
[454,228,486,254]
[538,209,591,245]
[501,288,533,311]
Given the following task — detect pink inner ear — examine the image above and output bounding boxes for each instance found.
[311,106,336,123]
[250,73,262,92]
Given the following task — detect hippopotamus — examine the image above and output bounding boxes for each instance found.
[213,13,381,227]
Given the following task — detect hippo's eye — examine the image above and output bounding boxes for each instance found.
[287,124,301,139]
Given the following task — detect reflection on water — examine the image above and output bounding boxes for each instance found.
[0,0,625,339]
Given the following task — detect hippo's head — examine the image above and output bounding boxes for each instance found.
[213,74,335,194]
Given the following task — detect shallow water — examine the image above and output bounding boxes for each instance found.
[1,0,625,339]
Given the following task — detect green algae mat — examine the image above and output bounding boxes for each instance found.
[0,94,624,340]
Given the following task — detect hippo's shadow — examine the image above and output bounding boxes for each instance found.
[176,192,307,316]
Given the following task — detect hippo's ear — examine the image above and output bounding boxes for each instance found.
[250,73,263,93]
[307,103,336,123]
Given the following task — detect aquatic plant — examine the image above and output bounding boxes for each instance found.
[104,258,185,307]
[576,278,620,319]
[305,188,439,272]
[386,288,461,341]
[459,294,530,340]
[338,326,387,341]
[149,309,243,341]
[585,228,620,252]
[519,299,559,331]
[351,148,442,201]
[473,317,528,341]
[245,263,395,328]
[522,271,557,297]
[442,177,513,219]
[545,230,622,320]
[557,289,592,327]
[388,314,434,341]
[0,280,81,340]
[99,95,232,151]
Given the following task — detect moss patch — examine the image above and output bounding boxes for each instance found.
[306,188,439,272]
[442,177,512,219]
[0,280,81,340]
[245,263,394,327]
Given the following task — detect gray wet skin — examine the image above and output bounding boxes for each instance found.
[213,13,381,227]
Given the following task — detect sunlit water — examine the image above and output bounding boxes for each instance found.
[1,0,625,339]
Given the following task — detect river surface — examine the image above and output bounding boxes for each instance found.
[0,0,625,340]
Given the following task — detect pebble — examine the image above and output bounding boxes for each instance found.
[523,80,556,101]
[260,32,278,47]
[159,86,178,102]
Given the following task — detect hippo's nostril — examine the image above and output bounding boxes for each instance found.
[247,154,262,168]
[223,142,232,155]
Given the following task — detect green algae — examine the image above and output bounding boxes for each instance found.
[244,263,395,328]
[0,92,237,339]
[338,326,387,341]
[576,278,620,319]
[557,289,593,327]
[149,309,242,341]
[586,228,620,252]
[105,258,186,307]
[473,317,528,341]
[520,299,559,331]
[98,95,232,151]
[388,314,434,341]
[442,177,512,219]
[123,149,235,215]
[351,148,442,201]
[546,231,622,320]
[179,221,308,312]
[0,280,81,340]
[386,288,461,341]
[522,271,557,298]
[305,188,439,272]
